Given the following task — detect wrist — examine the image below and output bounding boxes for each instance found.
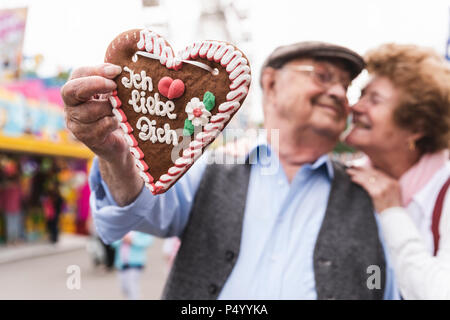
[98,153,144,206]
[99,150,132,171]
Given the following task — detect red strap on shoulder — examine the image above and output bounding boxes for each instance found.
[432,177,450,256]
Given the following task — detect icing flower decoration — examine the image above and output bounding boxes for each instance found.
[183,91,216,136]
[185,97,212,127]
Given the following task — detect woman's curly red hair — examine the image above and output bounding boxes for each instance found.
[365,43,450,155]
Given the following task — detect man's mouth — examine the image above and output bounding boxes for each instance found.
[315,102,343,117]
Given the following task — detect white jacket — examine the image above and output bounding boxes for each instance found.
[379,161,450,299]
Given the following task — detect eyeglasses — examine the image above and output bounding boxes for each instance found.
[283,65,351,90]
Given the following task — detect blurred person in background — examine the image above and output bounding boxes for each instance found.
[42,161,64,244]
[162,237,180,272]
[346,43,450,299]
[0,160,23,245]
[76,179,91,235]
[86,213,116,271]
[103,238,116,270]
[112,231,153,300]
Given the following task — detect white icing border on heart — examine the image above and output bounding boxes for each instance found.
[109,29,251,195]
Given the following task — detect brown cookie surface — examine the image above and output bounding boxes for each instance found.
[105,29,251,194]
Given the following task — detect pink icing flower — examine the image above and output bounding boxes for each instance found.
[185,97,211,126]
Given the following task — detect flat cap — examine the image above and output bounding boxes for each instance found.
[261,41,365,83]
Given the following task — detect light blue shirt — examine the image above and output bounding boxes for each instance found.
[89,142,398,299]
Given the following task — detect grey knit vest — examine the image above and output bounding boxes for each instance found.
[162,161,386,300]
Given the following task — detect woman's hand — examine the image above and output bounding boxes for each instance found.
[346,166,402,213]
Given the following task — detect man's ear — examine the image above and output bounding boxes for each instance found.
[261,67,277,101]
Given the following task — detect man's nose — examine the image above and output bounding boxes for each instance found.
[326,82,347,100]
[326,83,349,113]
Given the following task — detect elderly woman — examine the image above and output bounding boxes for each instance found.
[345,43,450,299]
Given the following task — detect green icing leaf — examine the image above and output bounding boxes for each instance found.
[203,91,215,111]
[183,119,194,136]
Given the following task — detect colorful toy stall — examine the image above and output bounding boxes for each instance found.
[0,79,93,245]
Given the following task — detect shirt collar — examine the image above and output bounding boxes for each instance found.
[311,154,334,179]
[245,135,334,180]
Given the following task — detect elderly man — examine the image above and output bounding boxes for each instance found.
[62,42,397,299]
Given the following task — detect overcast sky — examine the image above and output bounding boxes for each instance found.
[1,0,448,75]
[1,0,449,121]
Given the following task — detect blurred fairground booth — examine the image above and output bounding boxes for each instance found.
[0,7,93,245]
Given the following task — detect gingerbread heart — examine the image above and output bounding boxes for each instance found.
[105,29,251,195]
